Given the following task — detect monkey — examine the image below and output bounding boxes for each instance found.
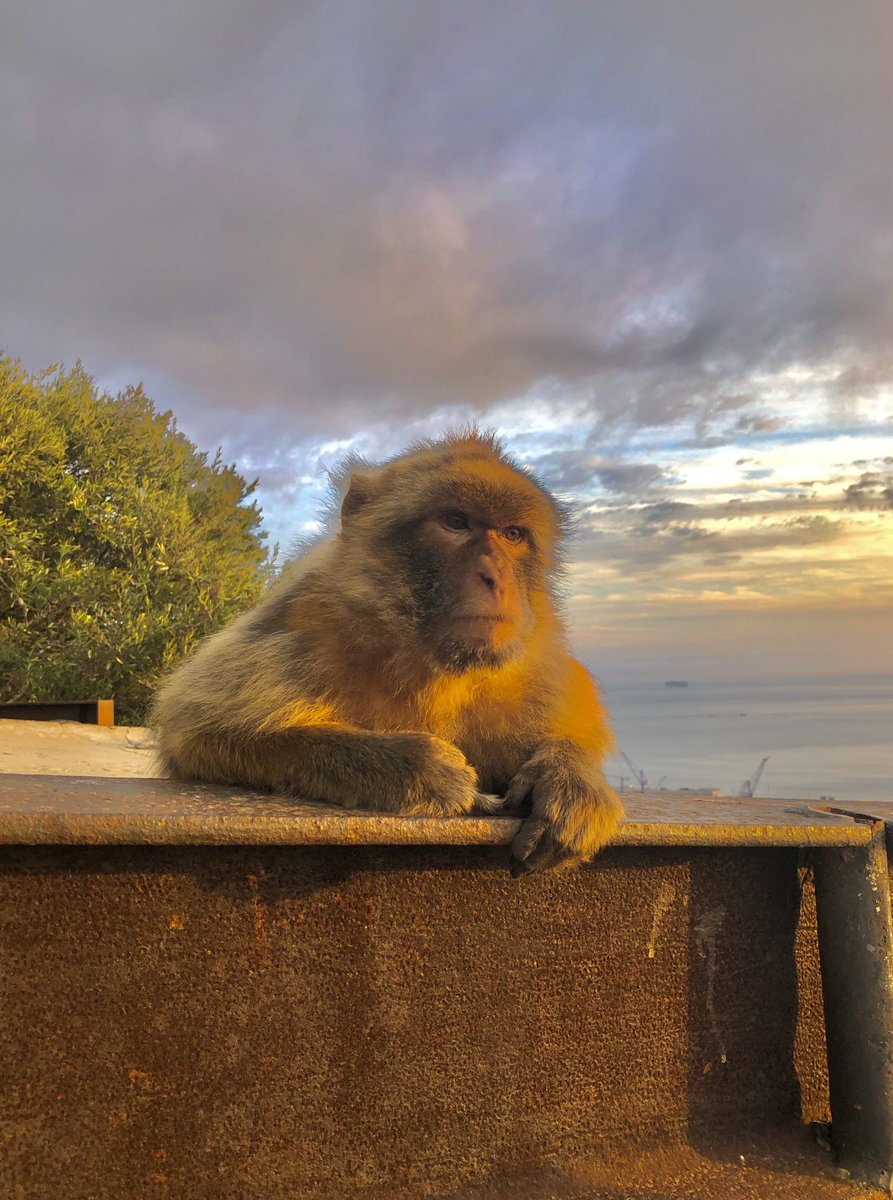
[152,431,623,874]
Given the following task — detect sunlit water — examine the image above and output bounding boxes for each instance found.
[600,676,893,803]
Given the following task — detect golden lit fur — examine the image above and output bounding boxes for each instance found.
[152,431,623,873]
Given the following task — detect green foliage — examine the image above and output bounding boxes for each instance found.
[0,356,275,723]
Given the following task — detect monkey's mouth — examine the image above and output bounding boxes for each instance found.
[448,614,514,643]
[451,614,510,624]
[435,633,518,673]
[443,613,519,659]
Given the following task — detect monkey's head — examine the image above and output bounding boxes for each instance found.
[333,432,570,674]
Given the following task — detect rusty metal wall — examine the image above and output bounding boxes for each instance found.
[0,845,828,1200]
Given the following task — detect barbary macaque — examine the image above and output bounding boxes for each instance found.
[152,432,623,873]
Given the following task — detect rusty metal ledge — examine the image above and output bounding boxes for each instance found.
[0,774,872,848]
[817,802,893,833]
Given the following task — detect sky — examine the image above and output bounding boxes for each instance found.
[2,1,892,683]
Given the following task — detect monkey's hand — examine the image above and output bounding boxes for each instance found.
[505,740,624,875]
[392,733,481,816]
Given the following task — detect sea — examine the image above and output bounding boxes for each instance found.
[599,676,892,804]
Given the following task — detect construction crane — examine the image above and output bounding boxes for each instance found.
[740,756,770,798]
[621,751,649,793]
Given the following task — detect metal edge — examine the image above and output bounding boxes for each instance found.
[0,812,873,848]
[813,821,893,1191]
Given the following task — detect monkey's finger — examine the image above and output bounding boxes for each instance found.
[510,816,548,877]
[501,772,537,820]
[503,773,535,810]
[516,831,564,875]
[511,815,546,858]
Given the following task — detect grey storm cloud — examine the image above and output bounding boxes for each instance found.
[2,1,892,458]
[576,503,844,576]
[629,492,841,531]
[635,501,699,526]
[593,463,668,495]
[571,478,864,581]
[528,450,670,495]
[843,469,893,511]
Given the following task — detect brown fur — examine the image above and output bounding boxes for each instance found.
[152,431,623,872]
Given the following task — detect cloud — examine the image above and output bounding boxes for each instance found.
[1,1,891,463]
[732,414,784,436]
[593,510,844,571]
[633,501,698,526]
[843,468,893,510]
[524,450,671,495]
[575,596,893,685]
[593,462,668,494]
[4,3,892,687]
[564,435,893,618]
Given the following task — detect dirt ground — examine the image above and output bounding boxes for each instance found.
[0,719,160,776]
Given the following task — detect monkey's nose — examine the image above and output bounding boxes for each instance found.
[478,565,498,591]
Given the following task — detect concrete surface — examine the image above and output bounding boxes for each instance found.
[0,719,157,776]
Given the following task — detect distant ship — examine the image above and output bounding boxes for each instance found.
[664,680,689,688]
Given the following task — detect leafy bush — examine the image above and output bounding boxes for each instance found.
[0,357,275,723]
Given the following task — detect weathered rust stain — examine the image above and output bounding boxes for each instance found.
[246,870,270,955]
[646,879,677,959]
[127,1069,155,1092]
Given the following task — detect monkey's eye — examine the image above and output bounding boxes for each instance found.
[502,526,525,544]
[442,511,470,531]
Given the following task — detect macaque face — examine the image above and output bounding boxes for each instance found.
[338,444,564,674]
[418,504,533,669]
[393,475,557,672]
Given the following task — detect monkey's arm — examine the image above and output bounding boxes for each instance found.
[170,723,500,817]
[152,626,495,817]
[505,658,624,874]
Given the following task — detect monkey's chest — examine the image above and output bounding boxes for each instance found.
[460,740,528,794]
[345,692,540,792]
[447,716,534,793]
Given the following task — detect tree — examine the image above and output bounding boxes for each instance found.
[0,356,275,724]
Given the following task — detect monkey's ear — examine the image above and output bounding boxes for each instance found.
[340,469,377,523]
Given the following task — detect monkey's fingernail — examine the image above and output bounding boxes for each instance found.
[510,859,533,879]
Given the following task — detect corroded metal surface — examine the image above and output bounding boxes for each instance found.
[823,803,893,822]
[0,843,830,1198]
[0,774,871,847]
